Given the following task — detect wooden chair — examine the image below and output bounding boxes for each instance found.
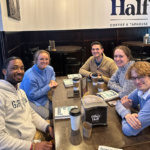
[24,47,39,69]
[65,47,86,74]
[130,46,150,62]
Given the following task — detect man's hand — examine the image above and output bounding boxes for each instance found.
[121,96,132,109]
[49,126,54,138]
[49,80,58,88]
[125,113,141,129]
[89,73,92,78]
[98,74,102,78]
[35,141,53,150]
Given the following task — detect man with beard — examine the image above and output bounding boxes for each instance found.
[0,57,53,150]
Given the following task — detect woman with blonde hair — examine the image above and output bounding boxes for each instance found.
[108,45,135,98]
[20,50,58,119]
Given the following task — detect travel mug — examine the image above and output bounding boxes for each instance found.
[73,77,80,93]
[98,78,105,92]
[92,73,98,85]
[70,108,81,131]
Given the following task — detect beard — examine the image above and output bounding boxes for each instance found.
[7,79,21,86]
[5,73,23,86]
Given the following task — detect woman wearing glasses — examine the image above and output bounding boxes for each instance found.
[116,61,150,136]
[108,45,135,98]
[20,50,58,119]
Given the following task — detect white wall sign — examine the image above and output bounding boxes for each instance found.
[109,0,150,28]
[0,0,150,31]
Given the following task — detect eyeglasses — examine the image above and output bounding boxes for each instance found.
[131,76,144,81]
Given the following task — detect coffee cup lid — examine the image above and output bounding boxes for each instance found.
[73,77,79,81]
[98,78,104,82]
[70,108,81,116]
[92,73,98,77]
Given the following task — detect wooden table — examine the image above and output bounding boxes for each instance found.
[122,41,150,61]
[49,46,82,76]
[122,41,150,47]
[52,77,150,150]
[123,142,150,150]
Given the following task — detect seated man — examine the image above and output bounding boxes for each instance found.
[79,41,117,83]
[116,61,150,136]
[0,57,53,150]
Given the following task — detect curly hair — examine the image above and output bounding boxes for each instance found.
[34,50,50,64]
[126,61,150,79]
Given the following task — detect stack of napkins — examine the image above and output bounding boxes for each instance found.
[55,106,78,119]
[63,79,73,87]
[67,74,82,79]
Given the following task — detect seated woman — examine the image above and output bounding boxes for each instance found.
[20,50,58,119]
[108,45,135,98]
[116,61,150,136]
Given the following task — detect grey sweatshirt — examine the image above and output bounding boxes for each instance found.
[108,61,136,98]
[0,80,49,150]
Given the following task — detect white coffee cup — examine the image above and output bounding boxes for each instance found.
[70,108,81,131]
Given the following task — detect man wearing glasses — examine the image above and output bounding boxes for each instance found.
[79,41,117,83]
[116,61,150,136]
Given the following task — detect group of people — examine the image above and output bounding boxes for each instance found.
[0,41,150,150]
[79,41,150,137]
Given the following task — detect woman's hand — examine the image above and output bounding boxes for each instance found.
[49,80,58,88]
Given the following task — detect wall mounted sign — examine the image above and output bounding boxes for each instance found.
[109,0,150,28]
[6,0,21,20]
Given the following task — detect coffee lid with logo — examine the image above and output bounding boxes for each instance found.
[70,108,81,116]
[98,78,104,82]
[92,73,98,77]
[73,77,79,81]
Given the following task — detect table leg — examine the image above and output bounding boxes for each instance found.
[62,54,68,76]
[59,53,63,76]
[59,53,67,76]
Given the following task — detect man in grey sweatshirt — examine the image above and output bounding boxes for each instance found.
[0,57,53,150]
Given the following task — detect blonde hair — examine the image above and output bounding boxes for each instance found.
[126,61,150,79]
[114,45,133,60]
[34,50,50,64]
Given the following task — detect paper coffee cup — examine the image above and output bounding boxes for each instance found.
[98,78,104,92]
[92,73,98,85]
[82,121,92,138]
[73,77,80,92]
[70,108,81,131]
